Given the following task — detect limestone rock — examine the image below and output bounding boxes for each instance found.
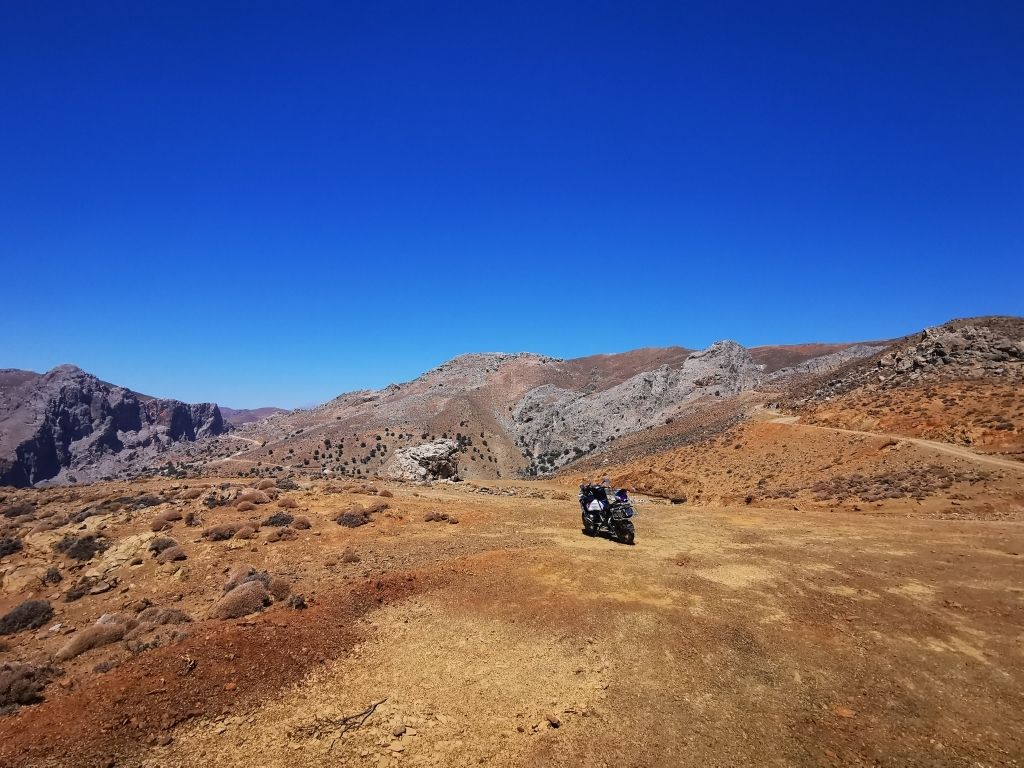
[385,440,460,482]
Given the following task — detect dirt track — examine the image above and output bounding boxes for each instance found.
[770,415,1024,471]
[5,480,1021,767]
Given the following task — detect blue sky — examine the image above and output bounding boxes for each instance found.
[2,2,1021,408]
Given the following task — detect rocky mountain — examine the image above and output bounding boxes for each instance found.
[220,407,287,427]
[0,365,225,487]
[213,338,885,482]
[787,317,1024,404]
[15,323,996,488]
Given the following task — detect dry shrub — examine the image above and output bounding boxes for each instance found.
[55,614,137,661]
[148,537,178,557]
[0,600,54,636]
[0,536,22,557]
[235,490,270,505]
[335,507,371,528]
[2,502,35,519]
[341,547,360,563]
[180,488,204,500]
[265,527,297,542]
[0,662,57,711]
[203,522,252,541]
[377,489,394,498]
[64,578,96,602]
[210,581,270,619]
[150,509,183,532]
[156,546,187,564]
[269,577,290,601]
[53,534,108,561]
[277,497,298,509]
[363,500,389,514]
[223,564,261,592]
[29,518,64,535]
[236,501,257,513]
[424,511,450,522]
[233,525,258,540]
[263,512,293,527]
[256,479,276,490]
[291,516,311,530]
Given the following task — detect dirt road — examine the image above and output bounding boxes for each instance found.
[770,415,1024,472]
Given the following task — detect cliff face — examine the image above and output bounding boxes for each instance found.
[0,365,224,487]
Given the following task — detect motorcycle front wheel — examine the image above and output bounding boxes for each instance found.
[618,520,635,545]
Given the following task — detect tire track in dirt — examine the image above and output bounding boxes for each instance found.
[769,415,1024,471]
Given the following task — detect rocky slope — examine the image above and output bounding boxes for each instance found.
[790,318,1024,459]
[0,366,225,487]
[219,407,287,427]
[210,339,883,482]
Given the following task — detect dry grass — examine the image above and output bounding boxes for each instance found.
[55,614,137,661]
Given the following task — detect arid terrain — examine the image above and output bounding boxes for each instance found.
[2,317,1023,767]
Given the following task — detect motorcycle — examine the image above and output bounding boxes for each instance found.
[579,483,636,544]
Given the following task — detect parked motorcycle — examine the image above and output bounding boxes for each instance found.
[579,483,636,544]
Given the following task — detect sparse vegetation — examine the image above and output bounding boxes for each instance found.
[0,600,54,635]
[210,581,271,619]
[53,534,108,562]
[55,614,137,661]
[148,537,179,556]
[263,512,293,527]
[0,537,23,557]
[0,662,58,713]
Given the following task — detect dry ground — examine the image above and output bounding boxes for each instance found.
[802,380,1024,460]
[2,438,1023,767]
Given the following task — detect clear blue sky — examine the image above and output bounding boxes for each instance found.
[2,2,1021,408]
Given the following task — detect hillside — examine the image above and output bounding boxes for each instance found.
[219,407,287,427]
[196,340,882,484]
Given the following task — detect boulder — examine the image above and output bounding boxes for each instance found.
[385,439,460,482]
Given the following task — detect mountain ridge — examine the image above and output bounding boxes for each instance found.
[3,318,1019,488]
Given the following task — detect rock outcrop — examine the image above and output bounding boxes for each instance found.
[385,439,460,482]
[510,341,767,473]
[795,318,1024,404]
[879,322,1024,379]
[0,365,225,487]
